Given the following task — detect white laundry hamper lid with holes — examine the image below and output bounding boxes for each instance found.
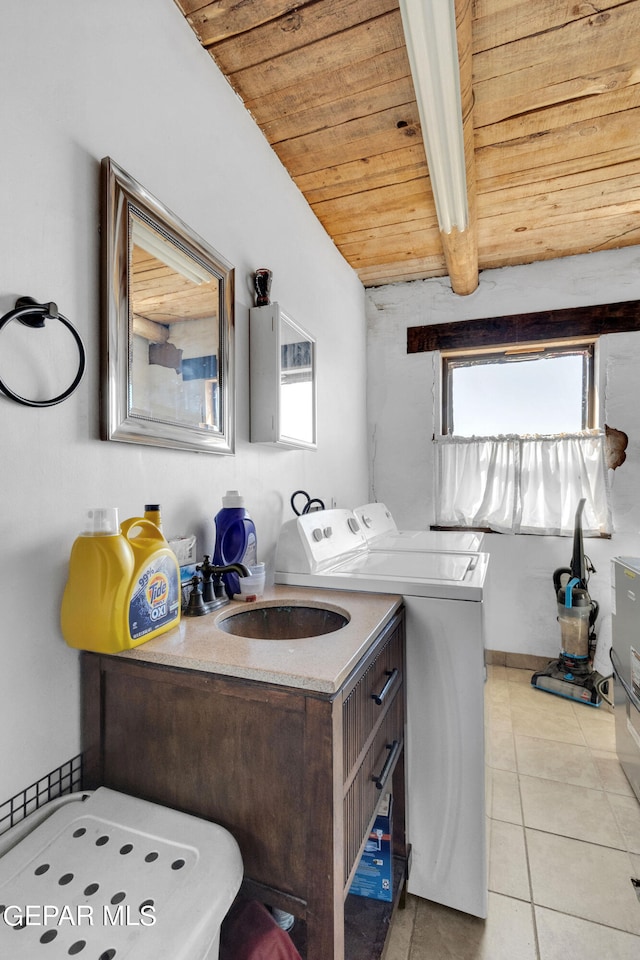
[0,786,243,960]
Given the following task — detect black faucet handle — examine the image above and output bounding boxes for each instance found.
[185,575,208,616]
[196,555,214,579]
[211,573,226,600]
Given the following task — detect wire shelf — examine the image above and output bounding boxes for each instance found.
[0,754,83,837]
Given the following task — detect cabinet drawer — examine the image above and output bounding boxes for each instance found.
[343,685,404,884]
[342,616,404,781]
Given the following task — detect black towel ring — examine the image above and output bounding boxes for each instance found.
[0,296,86,407]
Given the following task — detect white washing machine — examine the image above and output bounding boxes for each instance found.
[354,501,485,553]
[275,508,489,919]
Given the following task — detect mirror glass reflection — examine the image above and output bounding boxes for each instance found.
[130,215,221,432]
[279,314,315,446]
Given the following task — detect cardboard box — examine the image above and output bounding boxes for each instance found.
[349,793,393,902]
[168,535,197,567]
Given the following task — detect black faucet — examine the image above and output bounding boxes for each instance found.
[184,558,251,616]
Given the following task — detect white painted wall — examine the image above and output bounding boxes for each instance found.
[366,248,640,676]
[0,0,368,800]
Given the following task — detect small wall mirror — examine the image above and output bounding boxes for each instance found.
[250,302,317,449]
[101,157,235,454]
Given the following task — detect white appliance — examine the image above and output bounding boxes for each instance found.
[354,501,485,553]
[611,557,640,802]
[275,508,489,918]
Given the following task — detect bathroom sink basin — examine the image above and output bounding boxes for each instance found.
[218,604,350,640]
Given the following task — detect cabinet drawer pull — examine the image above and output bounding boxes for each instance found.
[371,668,399,705]
[371,740,400,790]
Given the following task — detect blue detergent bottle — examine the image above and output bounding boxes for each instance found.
[213,491,258,597]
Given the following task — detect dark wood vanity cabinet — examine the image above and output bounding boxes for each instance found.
[82,608,407,960]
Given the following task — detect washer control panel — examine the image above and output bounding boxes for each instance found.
[278,509,369,573]
[353,502,397,541]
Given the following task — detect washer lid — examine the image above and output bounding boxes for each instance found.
[367,528,485,553]
[353,502,484,553]
[276,550,488,600]
[332,549,474,581]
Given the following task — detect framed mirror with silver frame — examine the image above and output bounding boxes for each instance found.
[101,157,235,454]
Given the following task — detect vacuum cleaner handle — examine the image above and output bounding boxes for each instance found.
[553,499,588,596]
[553,566,572,595]
[570,497,587,585]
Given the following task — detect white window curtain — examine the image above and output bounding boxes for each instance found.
[435,432,611,536]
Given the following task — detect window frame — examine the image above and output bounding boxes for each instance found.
[440,338,598,438]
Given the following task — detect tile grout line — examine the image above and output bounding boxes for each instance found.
[510,668,640,944]
[583,719,640,912]
[532,901,640,939]
[383,895,417,960]
[575,690,640,880]
[510,674,543,960]
[405,899,417,960]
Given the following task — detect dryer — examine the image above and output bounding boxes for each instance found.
[275,508,489,918]
[354,501,485,553]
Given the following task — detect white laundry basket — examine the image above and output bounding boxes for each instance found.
[0,787,243,959]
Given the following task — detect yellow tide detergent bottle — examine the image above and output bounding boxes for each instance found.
[61,508,181,653]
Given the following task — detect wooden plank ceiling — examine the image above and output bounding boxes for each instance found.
[174,0,640,295]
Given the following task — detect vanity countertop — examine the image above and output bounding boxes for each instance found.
[115,584,402,694]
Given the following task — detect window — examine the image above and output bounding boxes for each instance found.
[436,340,610,536]
[442,342,595,436]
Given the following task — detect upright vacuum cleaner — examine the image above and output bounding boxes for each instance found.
[531,499,604,706]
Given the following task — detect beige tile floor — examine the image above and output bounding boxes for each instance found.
[383,665,640,960]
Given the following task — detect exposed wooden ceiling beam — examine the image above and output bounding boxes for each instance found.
[441,0,478,295]
[398,0,478,294]
[407,299,640,353]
